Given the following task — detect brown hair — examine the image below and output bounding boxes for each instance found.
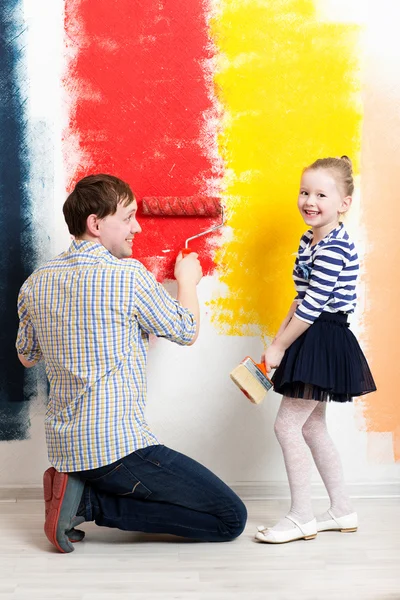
[63,174,135,237]
[304,156,354,196]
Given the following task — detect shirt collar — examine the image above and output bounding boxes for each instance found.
[310,223,345,247]
[69,239,114,259]
[326,222,345,242]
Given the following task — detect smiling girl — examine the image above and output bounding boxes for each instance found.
[255,156,376,545]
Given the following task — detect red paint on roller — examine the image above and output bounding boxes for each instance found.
[141,197,221,218]
[64,0,222,280]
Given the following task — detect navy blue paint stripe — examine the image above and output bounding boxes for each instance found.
[0,1,36,440]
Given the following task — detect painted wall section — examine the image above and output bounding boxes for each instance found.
[209,0,362,338]
[1,0,400,480]
[0,1,35,440]
[64,0,222,281]
[359,3,400,460]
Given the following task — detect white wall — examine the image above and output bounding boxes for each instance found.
[2,276,399,491]
[1,0,399,494]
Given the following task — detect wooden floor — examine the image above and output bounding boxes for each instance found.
[0,497,399,600]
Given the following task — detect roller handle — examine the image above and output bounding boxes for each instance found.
[181,247,194,257]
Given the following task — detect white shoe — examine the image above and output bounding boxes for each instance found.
[317,509,358,533]
[255,516,317,544]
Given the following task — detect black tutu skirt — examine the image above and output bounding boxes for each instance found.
[271,311,377,403]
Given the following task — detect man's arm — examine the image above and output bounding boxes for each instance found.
[175,252,202,344]
[18,353,40,368]
[16,282,43,366]
[133,252,202,346]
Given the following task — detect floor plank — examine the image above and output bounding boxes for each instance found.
[0,498,399,599]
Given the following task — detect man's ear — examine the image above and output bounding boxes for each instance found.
[86,214,101,237]
[340,195,352,214]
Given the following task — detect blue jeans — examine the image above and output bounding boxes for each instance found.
[76,445,247,542]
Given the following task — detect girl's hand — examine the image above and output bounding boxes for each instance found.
[262,343,285,373]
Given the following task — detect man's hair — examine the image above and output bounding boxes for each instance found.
[63,174,135,237]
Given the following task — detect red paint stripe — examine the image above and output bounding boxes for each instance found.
[64,0,221,279]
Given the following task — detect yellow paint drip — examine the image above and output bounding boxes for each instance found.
[209,0,362,339]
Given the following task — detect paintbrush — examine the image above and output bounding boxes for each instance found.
[230,356,273,404]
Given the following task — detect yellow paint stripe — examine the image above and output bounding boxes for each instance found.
[209,0,362,339]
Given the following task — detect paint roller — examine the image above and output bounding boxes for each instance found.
[142,198,271,403]
[141,196,224,255]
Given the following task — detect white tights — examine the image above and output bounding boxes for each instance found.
[271,397,353,532]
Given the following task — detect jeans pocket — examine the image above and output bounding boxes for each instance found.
[135,445,164,467]
[88,463,152,499]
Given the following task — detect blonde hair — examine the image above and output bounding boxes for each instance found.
[304,156,354,196]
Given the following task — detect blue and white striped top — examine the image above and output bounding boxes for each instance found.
[16,240,196,472]
[293,223,359,324]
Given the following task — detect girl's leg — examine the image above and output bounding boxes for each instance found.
[302,402,353,520]
[271,396,319,532]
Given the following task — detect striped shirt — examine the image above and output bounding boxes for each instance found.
[293,223,359,324]
[16,240,196,472]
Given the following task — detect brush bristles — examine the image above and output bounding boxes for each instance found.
[141,197,221,217]
[230,363,269,405]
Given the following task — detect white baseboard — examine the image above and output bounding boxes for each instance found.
[231,481,400,500]
[1,481,399,502]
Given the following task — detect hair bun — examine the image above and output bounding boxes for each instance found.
[340,155,352,170]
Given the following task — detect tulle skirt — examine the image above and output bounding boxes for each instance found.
[271,311,377,403]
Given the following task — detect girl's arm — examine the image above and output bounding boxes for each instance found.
[262,300,302,373]
[263,243,349,372]
[273,300,298,340]
[263,315,310,372]
[272,314,310,351]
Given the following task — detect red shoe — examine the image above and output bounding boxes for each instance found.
[44,467,85,544]
[43,467,85,553]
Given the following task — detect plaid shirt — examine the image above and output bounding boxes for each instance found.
[16,240,196,472]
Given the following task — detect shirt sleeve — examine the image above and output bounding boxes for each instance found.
[133,265,196,345]
[293,232,311,302]
[15,282,43,363]
[295,244,348,324]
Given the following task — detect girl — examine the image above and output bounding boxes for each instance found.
[255,156,376,544]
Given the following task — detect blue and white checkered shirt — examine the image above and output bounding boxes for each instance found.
[16,240,196,472]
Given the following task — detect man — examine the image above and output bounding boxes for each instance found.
[16,174,247,553]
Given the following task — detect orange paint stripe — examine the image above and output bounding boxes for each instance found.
[360,63,400,458]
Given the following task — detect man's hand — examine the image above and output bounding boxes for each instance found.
[174,252,202,344]
[174,252,202,286]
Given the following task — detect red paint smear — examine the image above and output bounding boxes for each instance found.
[64,0,222,280]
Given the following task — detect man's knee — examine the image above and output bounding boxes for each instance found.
[225,496,247,540]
